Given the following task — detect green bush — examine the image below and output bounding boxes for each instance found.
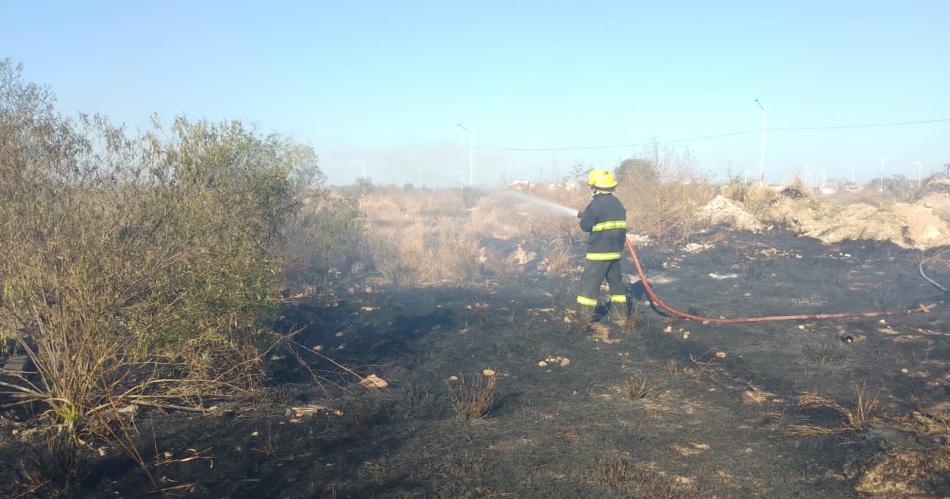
[0,59,346,453]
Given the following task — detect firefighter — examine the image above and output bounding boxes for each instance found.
[576,169,628,328]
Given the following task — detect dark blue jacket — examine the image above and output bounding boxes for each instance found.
[578,193,627,255]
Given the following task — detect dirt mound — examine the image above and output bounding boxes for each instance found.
[772,197,950,250]
[918,175,950,197]
[919,193,950,220]
[854,449,950,496]
[698,195,764,232]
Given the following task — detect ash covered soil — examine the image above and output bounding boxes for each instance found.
[4,229,948,498]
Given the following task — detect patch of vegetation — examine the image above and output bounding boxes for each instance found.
[0,60,359,493]
[789,386,880,437]
[802,343,846,365]
[446,374,496,420]
[588,455,700,498]
[624,373,650,400]
[613,144,715,245]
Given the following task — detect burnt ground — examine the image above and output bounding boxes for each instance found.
[2,229,948,497]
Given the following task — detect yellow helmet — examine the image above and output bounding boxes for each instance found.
[587,168,618,189]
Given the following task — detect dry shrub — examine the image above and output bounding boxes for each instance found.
[446,374,496,420]
[428,226,484,285]
[540,240,575,276]
[625,373,650,400]
[721,181,780,218]
[614,153,715,245]
[790,386,880,437]
[280,190,362,292]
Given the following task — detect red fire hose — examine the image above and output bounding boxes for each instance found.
[624,237,941,324]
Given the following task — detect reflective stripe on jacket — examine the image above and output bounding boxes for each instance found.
[578,193,627,256]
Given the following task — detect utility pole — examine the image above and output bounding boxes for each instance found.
[417,166,424,190]
[755,99,767,184]
[457,123,475,187]
[915,161,922,189]
[880,157,891,192]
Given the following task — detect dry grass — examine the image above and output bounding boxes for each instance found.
[801,343,846,365]
[588,455,700,497]
[790,386,880,437]
[447,374,497,420]
[720,182,781,218]
[624,373,650,400]
[361,186,585,287]
[623,301,641,333]
[666,359,678,376]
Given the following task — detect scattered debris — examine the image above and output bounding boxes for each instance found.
[683,242,713,253]
[482,369,496,377]
[290,404,342,418]
[508,244,537,265]
[590,323,620,344]
[715,351,727,359]
[708,272,739,280]
[360,374,389,389]
[741,390,770,405]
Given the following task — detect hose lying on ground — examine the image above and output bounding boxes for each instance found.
[624,236,942,325]
[918,248,948,293]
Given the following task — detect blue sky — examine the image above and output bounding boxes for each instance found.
[4,1,950,186]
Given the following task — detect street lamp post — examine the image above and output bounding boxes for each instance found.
[457,123,474,187]
[880,157,891,192]
[754,99,767,185]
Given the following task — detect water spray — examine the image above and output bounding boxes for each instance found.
[497,190,578,217]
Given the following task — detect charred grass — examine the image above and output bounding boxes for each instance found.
[588,455,701,498]
[789,386,881,437]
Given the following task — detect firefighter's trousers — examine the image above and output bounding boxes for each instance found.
[576,258,626,309]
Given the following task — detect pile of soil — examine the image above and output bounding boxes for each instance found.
[701,189,950,250]
[771,197,949,250]
[698,195,764,232]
